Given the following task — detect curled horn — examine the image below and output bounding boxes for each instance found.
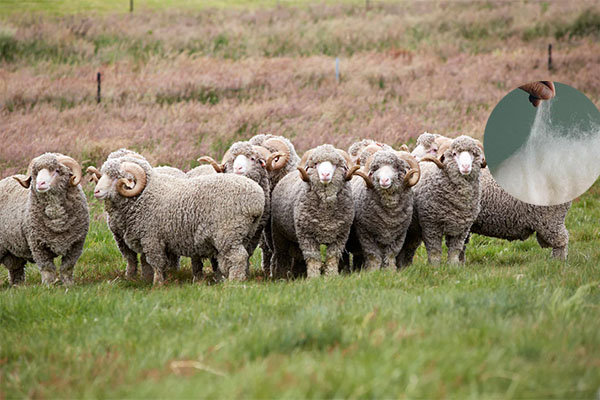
[13,175,32,188]
[337,149,356,181]
[297,149,313,182]
[252,145,273,162]
[117,162,147,197]
[263,138,290,170]
[197,156,224,173]
[221,149,233,166]
[86,166,102,183]
[397,151,421,187]
[56,155,82,186]
[420,155,445,169]
[476,141,487,168]
[13,159,35,188]
[399,144,409,152]
[353,169,373,189]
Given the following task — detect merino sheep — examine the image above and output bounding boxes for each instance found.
[343,145,420,271]
[270,144,359,278]
[411,132,452,161]
[201,136,297,277]
[88,150,182,280]
[186,165,217,178]
[0,153,89,285]
[90,153,264,284]
[413,132,571,260]
[399,136,486,265]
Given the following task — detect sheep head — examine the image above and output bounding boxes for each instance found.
[93,156,150,200]
[424,136,485,178]
[14,153,83,193]
[297,144,358,186]
[355,148,420,191]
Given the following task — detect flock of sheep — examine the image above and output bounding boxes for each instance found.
[0,133,571,286]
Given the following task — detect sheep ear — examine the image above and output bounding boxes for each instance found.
[13,176,32,188]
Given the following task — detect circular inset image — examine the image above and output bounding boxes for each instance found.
[484,82,600,206]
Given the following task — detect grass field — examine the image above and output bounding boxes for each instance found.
[1,0,600,398]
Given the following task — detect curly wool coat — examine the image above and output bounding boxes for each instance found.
[99,155,265,283]
[467,168,570,259]
[344,150,414,271]
[399,136,485,265]
[0,153,89,285]
[271,144,354,278]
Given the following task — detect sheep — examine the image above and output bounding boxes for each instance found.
[412,132,571,260]
[411,132,452,161]
[90,153,265,284]
[186,165,217,178]
[398,136,486,265]
[270,144,360,278]
[0,153,89,285]
[201,136,296,277]
[248,134,301,191]
[87,150,182,281]
[343,145,420,271]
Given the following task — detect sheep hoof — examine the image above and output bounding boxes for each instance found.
[40,270,59,285]
[60,274,74,286]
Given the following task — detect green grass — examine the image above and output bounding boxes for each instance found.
[1,182,600,398]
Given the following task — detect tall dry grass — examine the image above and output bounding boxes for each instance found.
[1,1,599,176]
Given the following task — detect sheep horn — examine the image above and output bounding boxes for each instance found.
[337,149,358,181]
[353,170,374,189]
[13,175,32,188]
[197,156,224,173]
[362,145,382,171]
[252,146,275,170]
[436,140,452,165]
[397,151,421,187]
[56,155,82,186]
[476,141,487,168]
[398,144,409,152]
[117,162,147,197]
[297,149,313,182]
[266,151,287,172]
[420,155,445,169]
[86,166,102,183]
[263,138,290,170]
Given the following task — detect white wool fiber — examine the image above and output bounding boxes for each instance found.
[492,101,600,206]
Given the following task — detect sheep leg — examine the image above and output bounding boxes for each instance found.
[339,252,351,274]
[140,254,154,282]
[364,253,382,270]
[59,238,85,286]
[142,244,168,286]
[397,224,421,268]
[323,245,343,277]
[298,239,322,278]
[271,230,293,279]
[30,244,58,285]
[114,235,139,279]
[446,234,467,264]
[422,230,443,266]
[219,244,249,281]
[536,226,569,260]
[261,226,273,276]
[352,253,365,271]
[3,254,26,285]
[191,256,203,283]
[459,233,471,264]
[383,252,397,270]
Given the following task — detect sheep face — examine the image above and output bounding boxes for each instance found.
[305,145,348,187]
[412,133,440,160]
[223,142,268,183]
[368,152,408,192]
[14,153,83,194]
[440,136,485,180]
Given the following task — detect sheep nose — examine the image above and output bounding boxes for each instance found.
[321,172,330,179]
[234,166,245,174]
[380,177,391,187]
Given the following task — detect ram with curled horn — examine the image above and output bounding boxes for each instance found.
[1,153,89,285]
[271,144,357,279]
[341,145,419,272]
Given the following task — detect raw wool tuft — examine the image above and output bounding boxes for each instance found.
[491,101,600,205]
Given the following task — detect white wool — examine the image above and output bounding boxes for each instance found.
[491,101,600,206]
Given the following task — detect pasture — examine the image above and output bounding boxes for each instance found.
[1,0,600,398]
